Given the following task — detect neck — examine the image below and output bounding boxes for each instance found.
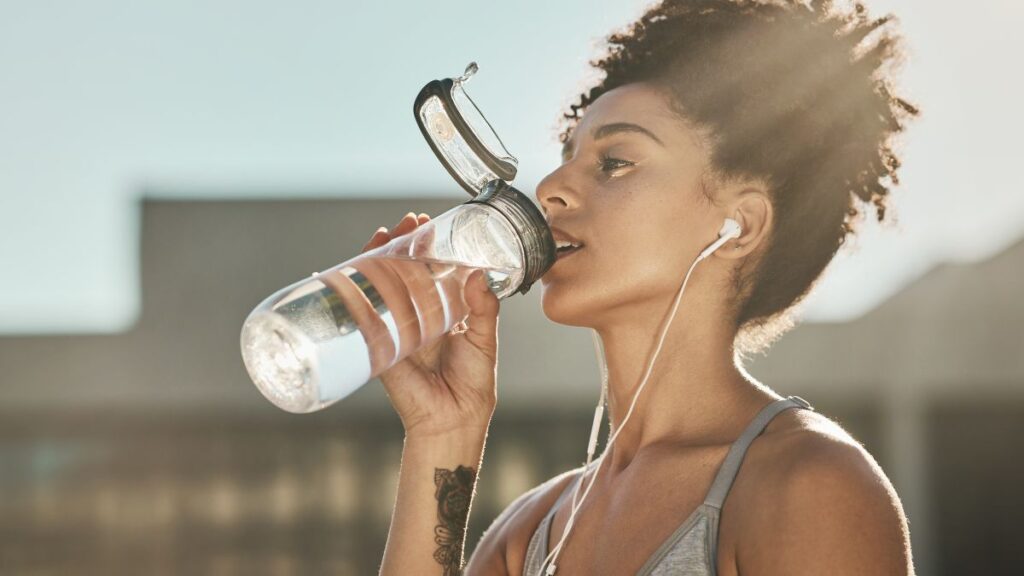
[592,298,768,474]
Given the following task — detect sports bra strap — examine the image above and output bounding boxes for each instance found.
[703,395,813,509]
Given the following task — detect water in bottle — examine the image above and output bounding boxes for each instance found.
[240,182,553,414]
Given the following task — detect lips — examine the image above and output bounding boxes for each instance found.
[555,245,583,261]
[550,226,584,247]
[549,226,585,264]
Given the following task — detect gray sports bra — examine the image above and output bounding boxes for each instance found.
[521,396,813,576]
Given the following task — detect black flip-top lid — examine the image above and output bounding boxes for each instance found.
[413,62,518,196]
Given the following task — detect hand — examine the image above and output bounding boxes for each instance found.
[360,212,501,438]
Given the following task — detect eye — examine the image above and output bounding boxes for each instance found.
[598,154,635,174]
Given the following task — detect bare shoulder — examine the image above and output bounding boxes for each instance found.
[464,467,581,576]
[726,408,915,575]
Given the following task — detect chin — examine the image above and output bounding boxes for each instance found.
[538,280,595,328]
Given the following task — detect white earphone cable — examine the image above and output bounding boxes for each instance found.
[537,223,738,576]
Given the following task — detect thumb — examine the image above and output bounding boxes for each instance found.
[461,269,499,355]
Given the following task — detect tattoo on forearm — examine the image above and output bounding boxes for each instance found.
[433,465,476,576]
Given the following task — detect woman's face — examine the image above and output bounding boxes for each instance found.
[536,81,725,328]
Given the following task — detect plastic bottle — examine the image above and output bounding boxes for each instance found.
[240,181,555,413]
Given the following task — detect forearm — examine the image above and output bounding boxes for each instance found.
[380,429,488,576]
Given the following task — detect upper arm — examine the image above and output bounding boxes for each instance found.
[464,470,579,576]
[462,487,534,575]
[743,434,914,576]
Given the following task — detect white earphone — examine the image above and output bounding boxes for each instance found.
[538,217,742,576]
[700,217,743,259]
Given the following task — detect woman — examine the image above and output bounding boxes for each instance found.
[376,0,919,574]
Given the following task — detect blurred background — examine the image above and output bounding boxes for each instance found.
[1,1,1021,574]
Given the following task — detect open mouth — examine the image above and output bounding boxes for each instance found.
[555,245,583,261]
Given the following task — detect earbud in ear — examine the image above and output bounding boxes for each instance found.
[699,218,743,260]
[719,218,742,240]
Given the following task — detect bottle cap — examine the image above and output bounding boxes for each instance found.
[413,62,518,196]
[467,180,556,296]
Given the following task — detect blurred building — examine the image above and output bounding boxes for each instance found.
[0,197,1020,575]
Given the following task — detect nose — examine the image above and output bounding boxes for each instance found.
[534,163,579,218]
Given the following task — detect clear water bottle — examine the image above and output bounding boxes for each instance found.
[241,61,554,413]
[240,180,555,413]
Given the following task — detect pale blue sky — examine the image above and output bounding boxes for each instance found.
[1,0,1020,334]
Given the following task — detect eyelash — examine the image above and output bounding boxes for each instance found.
[598,154,635,174]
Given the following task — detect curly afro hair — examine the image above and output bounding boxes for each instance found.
[557,0,920,359]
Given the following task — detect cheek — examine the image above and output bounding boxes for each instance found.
[538,176,709,322]
[607,227,682,299]
[593,195,679,266]
[541,211,678,312]
[588,194,705,296]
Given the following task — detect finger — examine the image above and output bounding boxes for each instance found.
[461,269,499,358]
[319,266,397,374]
[361,226,390,252]
[416,213,431,225]
[405,328,445,374]
[390,212,418,237]
[357,256,421,364]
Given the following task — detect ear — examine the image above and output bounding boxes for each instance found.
[717,186,772,260]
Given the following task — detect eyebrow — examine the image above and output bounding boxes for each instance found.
[561,122,665,159]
